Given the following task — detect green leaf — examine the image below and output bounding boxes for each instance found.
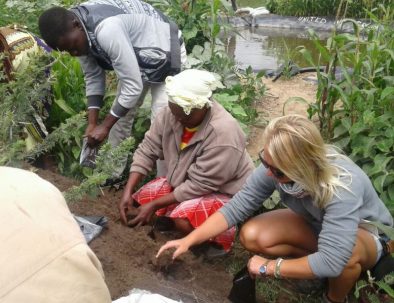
[299,48,315,67]
[72,146,80,159]
[213,93,239,103]
[58,152,64,164]
[376,278,394,297]
[231,105,247,117]
[369,155,393,176]
[219,0,232,12]
[211,23,220,38]
[383,76,394,86]
[373,174,387,193]
[350,135,375,158]
[334,136,351,149]
[368,222,394,240]
[53,98,77,116]
[381,87,394,101]
[388,184,394,202]
[376,138,394,153]
[191,45,204,57]
[386,127,394,139]
[331,84,349,107]
[333,123,348,139]
[341,117,352,131]
[383,48,394,61]
[183,27,198,40]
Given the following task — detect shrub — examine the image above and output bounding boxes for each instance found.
[300,5,394,207]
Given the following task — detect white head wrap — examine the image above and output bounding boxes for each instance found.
[165,69,223,115]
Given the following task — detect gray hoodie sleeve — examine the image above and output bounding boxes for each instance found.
[79,55,106,102]
[219,165,277,227]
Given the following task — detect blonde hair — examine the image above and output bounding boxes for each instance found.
[263,115,350,208]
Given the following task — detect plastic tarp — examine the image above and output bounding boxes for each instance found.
[113,289,182,303]
[73,215,108,243]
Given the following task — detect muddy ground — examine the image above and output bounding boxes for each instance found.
[35,74,319,303]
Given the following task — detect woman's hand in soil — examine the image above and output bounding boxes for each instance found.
[128,203,155,227]
[156,239,190,260]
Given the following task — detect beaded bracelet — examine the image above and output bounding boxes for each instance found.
[274,258,284,279]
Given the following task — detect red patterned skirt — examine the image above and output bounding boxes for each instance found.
[132,177,236,251]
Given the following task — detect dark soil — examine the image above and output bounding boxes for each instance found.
[35,167,244,303]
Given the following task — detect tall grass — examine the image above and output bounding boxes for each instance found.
[267,0,393,18]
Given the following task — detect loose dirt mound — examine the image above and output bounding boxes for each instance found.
[36,168,236,303]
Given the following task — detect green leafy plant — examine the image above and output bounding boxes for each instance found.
[214,66,265,124]
[27,111,87,177]
[0,52,53,164]
[0,0,61,31]
[300,4,394,207]
[0,0,83,32]
[186,41,265,132]
[64,137,135,202]
[148,0,233,53]
[47,52,86,129]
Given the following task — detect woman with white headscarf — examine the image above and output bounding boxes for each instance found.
[119,69,254,253]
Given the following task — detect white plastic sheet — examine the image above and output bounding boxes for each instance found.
[113,289,181,303]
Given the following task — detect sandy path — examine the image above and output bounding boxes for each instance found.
[247,72,317,157]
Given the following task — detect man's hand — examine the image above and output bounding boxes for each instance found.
[128,203,156,227]
[85,123,96,136]
[87,124,110,147]
[85,124,97,146]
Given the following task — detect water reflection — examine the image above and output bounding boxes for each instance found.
[225,27,329,71]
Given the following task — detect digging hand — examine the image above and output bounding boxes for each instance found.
[88,124,110,146]
[156,239,190,260]
[85,124,97,146]
[119,194,133,225]
[128,203,155,227]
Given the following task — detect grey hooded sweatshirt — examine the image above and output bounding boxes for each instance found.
[219,157,393,278]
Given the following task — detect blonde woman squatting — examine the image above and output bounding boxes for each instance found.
[157,115,393,303]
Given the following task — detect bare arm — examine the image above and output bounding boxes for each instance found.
[248,255,315,279]
[157,211,229,259]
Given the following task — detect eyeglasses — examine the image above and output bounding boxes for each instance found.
[258,149,285,178]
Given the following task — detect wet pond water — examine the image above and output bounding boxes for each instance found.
[225,27,329,72]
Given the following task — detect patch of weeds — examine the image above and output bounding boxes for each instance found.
[256,277,282,303]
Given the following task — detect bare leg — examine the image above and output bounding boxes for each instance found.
[173,218,194,234]
[240,209,379,302]
[239,209,317,257]
[327,228,377,302]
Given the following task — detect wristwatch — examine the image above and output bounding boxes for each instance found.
[259,262,269,276]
